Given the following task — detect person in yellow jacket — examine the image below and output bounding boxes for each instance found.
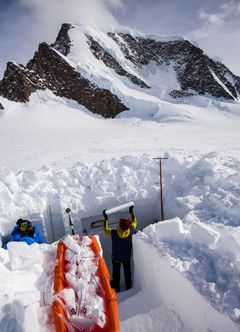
[103,206,137,292]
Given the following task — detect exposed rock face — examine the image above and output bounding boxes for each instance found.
[108,33,240,100]
[50,23,73,56]
[0,42,127,117]
[169,90,194,99]
[0,23,239,118]
[0,102,3,110]
[86,34,149,88]
[29,42,127,117]
[0,61,44,102]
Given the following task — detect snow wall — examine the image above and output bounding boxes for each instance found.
[0,155,162,240]
[1,152,239,242]
[119,218,239,332]
[1,151,240,283]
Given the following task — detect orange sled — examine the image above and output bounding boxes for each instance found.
[52,235,120,332]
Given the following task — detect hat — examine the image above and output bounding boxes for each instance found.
[17,219,32,232]
[119,218,131,230]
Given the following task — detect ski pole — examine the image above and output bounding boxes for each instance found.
[66,208,75,235]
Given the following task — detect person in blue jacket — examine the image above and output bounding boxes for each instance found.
[5,218,44,247]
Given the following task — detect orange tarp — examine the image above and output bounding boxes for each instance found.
[52,236,120,332]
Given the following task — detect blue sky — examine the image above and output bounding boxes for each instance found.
[0,0,239,77]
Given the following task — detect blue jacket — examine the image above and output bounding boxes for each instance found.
[3,226,44,248]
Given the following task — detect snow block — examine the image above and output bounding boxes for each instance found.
[7,242,42,271]
[151,217,189,241]
[217,232,240,260]
[13,291,41,332]
[189,222,219,247]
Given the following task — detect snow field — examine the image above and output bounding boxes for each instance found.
[0,90,240,172]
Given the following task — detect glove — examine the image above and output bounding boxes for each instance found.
[129,205,134,214]
[103,209,108,218]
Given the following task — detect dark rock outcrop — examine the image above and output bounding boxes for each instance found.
[169,90,195,99]
[109,33,240,100]
[0,42,127,117]
[0,102,3,110]
[0,61,44,102]
[51,23,73,56]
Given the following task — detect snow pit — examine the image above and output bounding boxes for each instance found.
[0,152,240,246]
[0,150,239,330]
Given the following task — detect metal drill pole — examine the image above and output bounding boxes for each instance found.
[153,157,168,221]
[160,159,164,221]
[48,204,55,242]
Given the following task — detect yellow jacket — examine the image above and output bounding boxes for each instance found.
[103,211,137,239]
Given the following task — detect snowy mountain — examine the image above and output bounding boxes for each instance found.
[0,23,239,118]
[0,23,240,332]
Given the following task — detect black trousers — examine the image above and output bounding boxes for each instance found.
[111,258,132,292]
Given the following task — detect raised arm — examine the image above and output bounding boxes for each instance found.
[129,206,137,229]
[102,210,112,236]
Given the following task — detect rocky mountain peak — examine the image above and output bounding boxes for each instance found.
[0,23,239,117]
[108,32,240,100]
[0,37,127,117]
[51,23,73,56]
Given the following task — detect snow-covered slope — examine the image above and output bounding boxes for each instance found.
[0,89,239,170]
[45,23,240,104]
